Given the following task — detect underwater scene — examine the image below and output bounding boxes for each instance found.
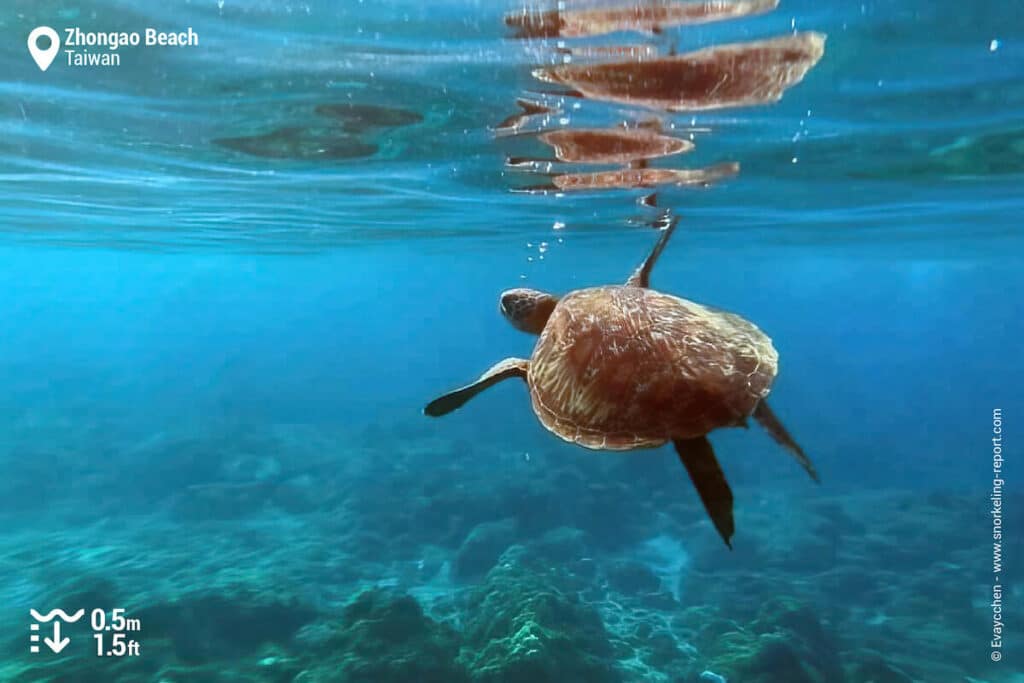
[1,0,1021,681]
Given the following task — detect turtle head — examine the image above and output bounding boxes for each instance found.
[500,288,558,335]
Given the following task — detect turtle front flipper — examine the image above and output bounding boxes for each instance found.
[424,358,529,417]
[626,214,680,288]
[753,400,820,483]
[673,436,735,549]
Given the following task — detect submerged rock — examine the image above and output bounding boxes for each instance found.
[214,126,378,160]
[848,651,914,683]
[855,126,1024,180]
[459,563,620,683]
[313,103,423,133]
[216,102,421,161]
[306,589,468,683]
[137,588,316,663]
[604,560,661,595]
[453,519,519,580]
[526,526,592,566]
[698,598,844,683]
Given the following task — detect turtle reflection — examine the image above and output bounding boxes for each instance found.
[533,126,694,165]
[554,44,659,61]
[534,32,826,111]
[517,162,739,193]
[496,98,561,135]
[507,0,779,39]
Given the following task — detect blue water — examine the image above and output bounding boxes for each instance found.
[1,1,1021,681]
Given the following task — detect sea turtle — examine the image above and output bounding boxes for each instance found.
[425,218,817,547]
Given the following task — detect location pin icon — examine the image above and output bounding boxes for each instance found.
[28,27,60,72]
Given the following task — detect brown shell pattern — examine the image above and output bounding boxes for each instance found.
[533,32,826,112]
[538,128,694,165]
[527,286,778,450]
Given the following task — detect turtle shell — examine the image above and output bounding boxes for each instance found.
[527,286,778,450]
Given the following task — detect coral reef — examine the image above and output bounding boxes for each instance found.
[0,421,1011,683]
[696,598,844,683]
[459,562,620,683]
[138,589,315,662]
[301,589,468,683]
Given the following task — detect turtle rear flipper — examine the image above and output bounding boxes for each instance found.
[674,436,734,549]
[626,214,680,288]
[753,400,819,482]
[425,358,529,417]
